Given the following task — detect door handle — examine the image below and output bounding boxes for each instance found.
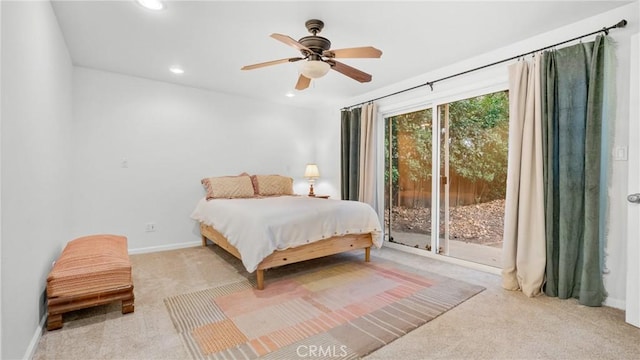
[628,193,640,204]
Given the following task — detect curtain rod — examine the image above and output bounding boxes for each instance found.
[341,19,628,111]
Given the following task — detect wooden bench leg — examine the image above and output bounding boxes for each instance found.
[202,235,208,247]
[122,293,135,314]
[47,313,63,331]
[256,269,264,290]
[365,247,371,262]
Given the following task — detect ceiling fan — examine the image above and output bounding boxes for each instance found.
[241,19,382,90]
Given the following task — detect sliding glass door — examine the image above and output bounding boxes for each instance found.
[384,108,434,251]
[384,90,509,268]
[438,91,509,267]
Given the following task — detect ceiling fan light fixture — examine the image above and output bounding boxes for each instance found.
[299,60,330,79]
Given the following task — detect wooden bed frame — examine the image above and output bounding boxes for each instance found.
[200,223,372,290]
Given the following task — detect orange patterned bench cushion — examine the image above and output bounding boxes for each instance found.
[47,235,132,298]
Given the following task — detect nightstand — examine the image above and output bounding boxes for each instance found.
[309,195,330,199]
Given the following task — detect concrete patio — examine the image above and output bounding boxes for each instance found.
[389,231,502,268]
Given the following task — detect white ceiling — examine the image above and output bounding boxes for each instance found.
[51,0,630,109]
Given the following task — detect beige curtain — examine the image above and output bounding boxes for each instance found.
[502,57,546,297]
[358,103,376,207]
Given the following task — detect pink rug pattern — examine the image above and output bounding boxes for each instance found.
[164,261,484,359]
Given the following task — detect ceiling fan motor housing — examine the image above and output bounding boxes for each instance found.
[298,36,331,58]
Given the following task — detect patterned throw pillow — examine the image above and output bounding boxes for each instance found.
[252,175,294,196]
[201,175,255,200]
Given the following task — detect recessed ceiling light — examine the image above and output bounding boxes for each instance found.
[169,66,184,75]
[285,92,295,98]
[136,0,165,11]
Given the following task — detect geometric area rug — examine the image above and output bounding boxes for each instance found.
[165,261,485,359]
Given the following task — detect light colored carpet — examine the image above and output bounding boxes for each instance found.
[33,245,640,359]
[164,260,483,359]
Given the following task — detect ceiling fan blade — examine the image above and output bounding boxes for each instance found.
[271,33,312,53]
[323,46,383,59]
[295,74,311,90]
[329,60,372,83]
[241,57,304,70]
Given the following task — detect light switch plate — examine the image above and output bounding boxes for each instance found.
[614,146,628,161]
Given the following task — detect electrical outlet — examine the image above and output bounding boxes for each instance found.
[145,223,157,232]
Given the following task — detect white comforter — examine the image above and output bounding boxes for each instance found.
[190,196,383,272]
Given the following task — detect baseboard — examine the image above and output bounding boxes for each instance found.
[128,241,201,255]
[604,297,625,310]
[24,314,46,360]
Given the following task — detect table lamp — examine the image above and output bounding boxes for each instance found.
[304,164,320,196]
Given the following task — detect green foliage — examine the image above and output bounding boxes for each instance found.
[385,91,509,206]
[447,91,509,202]
[384,118,400,205]
[384,109,433,208]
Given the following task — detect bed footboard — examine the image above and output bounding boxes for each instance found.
[200,223,373,290]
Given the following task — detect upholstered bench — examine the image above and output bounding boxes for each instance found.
[46,234,134,330]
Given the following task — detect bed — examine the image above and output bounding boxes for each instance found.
[191,195,383,289]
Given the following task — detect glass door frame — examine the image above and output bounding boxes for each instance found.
[380,103,437,252]
[378,100,440,254]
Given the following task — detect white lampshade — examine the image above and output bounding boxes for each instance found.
[304,164,320,179]
[299,61,331,79]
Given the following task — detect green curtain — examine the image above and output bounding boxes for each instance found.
[541,35,612,306]
[341,108,361,200]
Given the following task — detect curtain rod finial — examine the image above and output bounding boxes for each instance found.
[616,19,628,28]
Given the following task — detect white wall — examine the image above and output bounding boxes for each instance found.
[71,67,319,252]
[316,3,639,308]
[0,1,74,359]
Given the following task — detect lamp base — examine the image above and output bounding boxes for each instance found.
[308,183,315,197]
